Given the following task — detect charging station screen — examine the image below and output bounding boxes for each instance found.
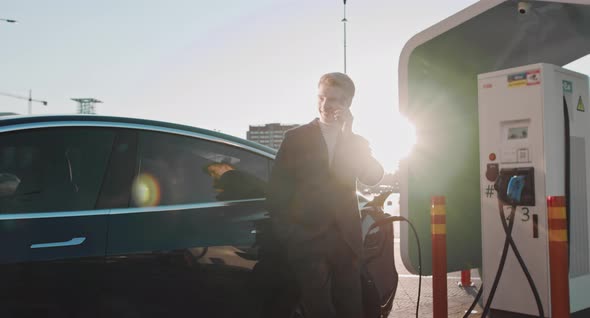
[508,127,528,140]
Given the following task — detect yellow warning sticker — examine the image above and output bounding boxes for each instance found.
[578,96,585,112]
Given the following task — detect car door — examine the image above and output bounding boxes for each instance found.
[104,129,271,318]
[0,126,117,318]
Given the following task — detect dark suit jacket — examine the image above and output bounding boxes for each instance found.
[266,118,384,258]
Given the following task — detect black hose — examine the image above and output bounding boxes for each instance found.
[563,96,571,262]
[406,218,422,318]
[481,202,515,317]
[462,283,483,318]
[481,203,545,318]
[498,205,544,317]
[367,216,421,318]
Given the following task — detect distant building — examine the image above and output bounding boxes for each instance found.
[247,123,299,149]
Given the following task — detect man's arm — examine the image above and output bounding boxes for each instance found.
[336,109,384,186]
[360,157,384,186]
[334,134,384,187]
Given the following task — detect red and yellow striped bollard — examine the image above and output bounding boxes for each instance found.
[431,196,448,318]
[548,196,570,318]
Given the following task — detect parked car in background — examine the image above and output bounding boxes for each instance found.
[0,115,397,318]
[357,190,371,208]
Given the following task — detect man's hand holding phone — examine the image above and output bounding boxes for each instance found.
[334,108,354,136]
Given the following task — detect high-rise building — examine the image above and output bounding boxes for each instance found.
[247,123,299,149]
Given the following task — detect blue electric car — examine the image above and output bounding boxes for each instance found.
[0,115,397,318]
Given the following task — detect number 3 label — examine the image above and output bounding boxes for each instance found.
[521,207,530,222]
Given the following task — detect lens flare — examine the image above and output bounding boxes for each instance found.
[132,173,161,207]
[367,114,417,173]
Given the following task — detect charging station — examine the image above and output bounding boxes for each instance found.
[399,1,590,278]
[478,63,590,316]
[397,1,590,315]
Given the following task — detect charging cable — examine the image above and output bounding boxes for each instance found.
[462,281,483,318]
[368,216,421,318]
[497,203,544,318]
[463,199,516,318]
[479,174,545,318]
[563,96,571,259]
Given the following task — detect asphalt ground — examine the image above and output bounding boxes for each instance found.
[389,238,484,318]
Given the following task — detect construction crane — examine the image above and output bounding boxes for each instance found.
[0,18,17,23]
[0,90,48,115]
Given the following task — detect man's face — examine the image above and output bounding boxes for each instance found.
[318,83,352,124]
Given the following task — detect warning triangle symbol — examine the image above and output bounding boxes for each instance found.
[578,96,585,112]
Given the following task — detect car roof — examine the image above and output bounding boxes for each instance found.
[0,114,277,157]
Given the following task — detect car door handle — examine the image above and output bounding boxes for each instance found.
[30,237,86,249]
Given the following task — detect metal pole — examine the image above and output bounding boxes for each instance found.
[548,196,570,318]
[28,89,32,115]
[431,196,448,318]
[342,3,347,74]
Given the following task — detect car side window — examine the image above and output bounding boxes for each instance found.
[131,131,269,207]
[0,127,116,213]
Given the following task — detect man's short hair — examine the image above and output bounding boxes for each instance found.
[318,72,355,97]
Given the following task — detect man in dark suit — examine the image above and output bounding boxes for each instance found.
[203,162,266,201]
[266,72,384,318]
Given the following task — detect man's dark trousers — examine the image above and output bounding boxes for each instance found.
[288,227,362,318]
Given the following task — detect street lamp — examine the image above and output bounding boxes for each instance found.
[0,18,17,24]
[341,0,348,74]
[0,90,48,115]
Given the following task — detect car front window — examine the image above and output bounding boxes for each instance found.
[131,131,269,207]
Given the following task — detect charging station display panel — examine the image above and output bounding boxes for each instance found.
[507,127,528,140]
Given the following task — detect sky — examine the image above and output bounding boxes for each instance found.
[2,1,589,173]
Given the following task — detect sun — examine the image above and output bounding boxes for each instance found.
[364,113,416,173]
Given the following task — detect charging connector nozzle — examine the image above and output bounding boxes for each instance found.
[507,175,526,205]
